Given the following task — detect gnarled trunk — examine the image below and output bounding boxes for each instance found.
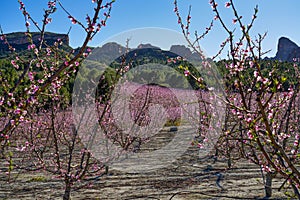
[265,172,272,198]
[63,178,72,200]
[292,184,300,200]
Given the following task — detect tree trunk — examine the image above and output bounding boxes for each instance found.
[105,165,109,175]
[292,184,300,200]
[227,158,232,169]
[265,172,272,198]
[63,180,72,200]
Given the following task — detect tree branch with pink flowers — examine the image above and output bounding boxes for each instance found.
[174,0,300,198]
[0,0,115,199]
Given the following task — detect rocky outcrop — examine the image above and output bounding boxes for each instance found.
[137,43,160,49]
[274,37,300,62]
[170,45,192,58]
[87,42,127,63]
[170,45,201,61]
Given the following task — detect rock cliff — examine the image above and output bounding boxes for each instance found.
[274,37,300,62]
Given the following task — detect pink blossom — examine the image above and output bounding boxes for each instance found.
[257,76,262,82]
[28,44,36,50]
[225,2,231,8]
[184,70,190,76]
[262,78,269,85]
[262,165,271,172]
[253,70,258,77]
[246,117,252,123]
[25,21,30,27]
[124,65,130,72]
[46,48,52,55]
[291,149,296,154]
[28,72,34,81]
[267,111,273,119]
[68,16,77,24]
[19,115,24,122]
[211,2,218,9]
[96,24,101,31]
[14,108,21,115]
[19,1,25,10]
[31,85,39,94]
[247,131,253,140]
[249,61,254,68]
[11,60,19,69]
[48,1,56,8]
[187,15,191,22]
[45,18,52,24]
[10,119,15,126]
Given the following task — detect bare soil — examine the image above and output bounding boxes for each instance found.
[0,127,291,200]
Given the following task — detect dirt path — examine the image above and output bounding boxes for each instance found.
[0,127,290,199]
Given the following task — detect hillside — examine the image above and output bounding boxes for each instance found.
[0,32,70,57]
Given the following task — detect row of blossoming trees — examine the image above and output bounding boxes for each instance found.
[0,1,116,199]
[174,0,300,198]
[0,0,300,199]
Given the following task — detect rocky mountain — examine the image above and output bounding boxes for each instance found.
[1,31,299,63]
[112,46,180,65]
[169,45,200,61]
[137,43,160,49]
[273,37,300,62]
[87,42,127,63]
[88,42,163,64]
[0,32,69,56]
[88,38,300,63]
[88,43,203,64]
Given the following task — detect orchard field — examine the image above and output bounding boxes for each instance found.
[1,0,300,199]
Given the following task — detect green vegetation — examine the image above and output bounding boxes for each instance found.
[216,59,298,92]
[1,46,299,110]
[0,32,71,57]
[27,176,47,182]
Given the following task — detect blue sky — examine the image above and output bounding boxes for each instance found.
[0,0,299,59]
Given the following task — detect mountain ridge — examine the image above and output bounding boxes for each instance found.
[0,32,69,57]
[1,32,299,62]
